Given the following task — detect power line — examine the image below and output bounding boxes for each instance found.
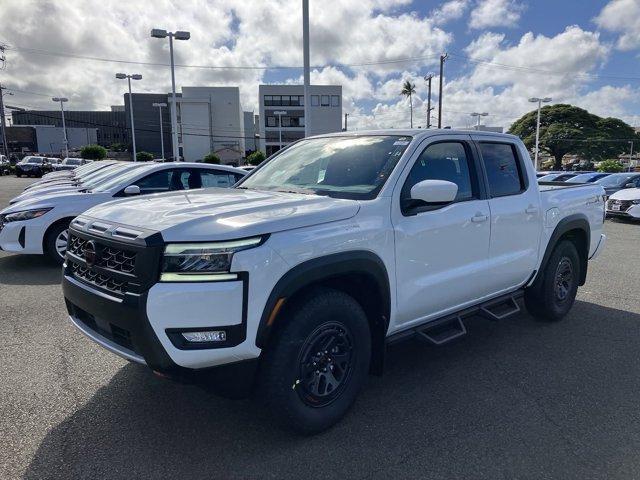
[5,44,442,71]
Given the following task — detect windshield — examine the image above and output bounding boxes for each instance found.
[596,173,637,187]
[567,173,604,183]
[538,173,560,181]
[92,164,153,191]
[64,158,82,165]
[22,157,43,164]
[238,135,412,199]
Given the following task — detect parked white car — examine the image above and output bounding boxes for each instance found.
[606,187,640,219]
[61,130,606,433]
[39,160,117,182]
[52,157,91,171]
[0,162,246,263]
[10,162,148,205]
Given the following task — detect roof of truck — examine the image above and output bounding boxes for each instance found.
[316,129,520,141]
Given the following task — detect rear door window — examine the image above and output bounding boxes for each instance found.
[479,143,526,197]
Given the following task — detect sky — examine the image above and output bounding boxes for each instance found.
[1,0,640,132]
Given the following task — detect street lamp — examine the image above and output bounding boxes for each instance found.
[529,97,552,171]
[628,140,634,172]
[116,73,142,161]
[52,97,69,158]
[152,102,167,160]
[470,112,488,130]
[151,28,190,161]
[273,110,287,150]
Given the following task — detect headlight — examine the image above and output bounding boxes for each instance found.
[160,236,264,282]
[2,208,52,223]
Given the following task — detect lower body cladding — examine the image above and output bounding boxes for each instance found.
[62,273,261,398]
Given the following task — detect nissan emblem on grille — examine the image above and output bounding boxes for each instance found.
[82,240,98,267]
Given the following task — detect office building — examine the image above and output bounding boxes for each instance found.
[4,125,97,154]
[258,84,342,155]
[12,109,127,147]
[171,87,245,164]
[124,93,172,159]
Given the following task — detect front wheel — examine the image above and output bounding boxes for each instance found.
[257,288,371,434]
[525,240,580,321]
[44,221,71,265]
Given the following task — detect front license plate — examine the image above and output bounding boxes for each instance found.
[611,204,621,211]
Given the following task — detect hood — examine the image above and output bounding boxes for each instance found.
[84,188,361,241]
[610,187,640,201]
[10,184,84,204]
[3,190,108,214]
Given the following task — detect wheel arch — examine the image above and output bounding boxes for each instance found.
[256,250,391,375]
[533,213,590,288]
[42,216,75,251]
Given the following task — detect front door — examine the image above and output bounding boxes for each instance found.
[391,137,492,329]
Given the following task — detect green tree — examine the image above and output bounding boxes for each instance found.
[81,144,107,160]
[136,151,154,162]
[597,159,624,173]
[246,150,266,166]
[401,79,416,129]
[202,152,221,164]
[509,104,640,170]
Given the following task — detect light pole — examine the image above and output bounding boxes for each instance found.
[116,73,142,161]
[528,97,552,171]
[0,85,11,157]
[152,102,167,160]
[302,0,311,137]
[628,140,634,172]
[52,97,69,158]
[274,110,287,151]
[151,28,190,161]
[470,112,488,130]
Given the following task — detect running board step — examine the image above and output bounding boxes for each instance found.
[479,294,521,321]
[416,316,467,345]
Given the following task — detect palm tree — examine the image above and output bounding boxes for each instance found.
[401,80,416,128]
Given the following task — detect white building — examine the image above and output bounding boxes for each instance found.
[32,125,98,154]
[171,87,245,165]
[243,111,259,154]
[258,85,342,156]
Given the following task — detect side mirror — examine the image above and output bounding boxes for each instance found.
[625,183,636,188]
[410,179,458,204]
[123,185,141,196]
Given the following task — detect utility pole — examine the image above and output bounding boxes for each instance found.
[52,97,69,158]
[0,84,8,157]
[424,74,433,128]
[437,53,448,129]
[344,113,349,131]
[302,0,311,137]
[629,141,634,172]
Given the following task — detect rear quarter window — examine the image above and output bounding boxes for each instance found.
[479,142,526,197]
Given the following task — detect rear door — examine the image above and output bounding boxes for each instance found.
[391,135,493,328]
[472,136,542,293]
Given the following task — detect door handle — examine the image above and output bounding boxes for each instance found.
[525,206,538,214]
[471,214,488,223]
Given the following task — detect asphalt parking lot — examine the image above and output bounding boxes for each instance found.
[1,175,640,479]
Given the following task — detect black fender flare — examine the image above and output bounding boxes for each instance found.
[532,213,591,289]
[255,250,391,351]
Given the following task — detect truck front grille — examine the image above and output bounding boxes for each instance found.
[68,234,137,274]
[70,263,126,294]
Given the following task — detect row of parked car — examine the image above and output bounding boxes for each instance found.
[0,160,247,263]
[0,155,93,177]
[537,170,640,220]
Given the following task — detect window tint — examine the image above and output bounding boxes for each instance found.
[480,143,525,197]
[401,142,475,212]
[200,170,238,188]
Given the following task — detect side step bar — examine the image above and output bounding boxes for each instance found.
[387,290,524,346]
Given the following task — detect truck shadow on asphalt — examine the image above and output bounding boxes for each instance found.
[24,300,640,479]
[0,254,61,286]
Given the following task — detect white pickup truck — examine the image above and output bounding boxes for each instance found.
[62,130,606,434]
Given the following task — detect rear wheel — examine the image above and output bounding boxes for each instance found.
[257,288,371,434]
[44,221,71,265]
[525,240,580,321]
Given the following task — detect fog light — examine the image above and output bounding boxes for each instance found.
[181,330,227,343]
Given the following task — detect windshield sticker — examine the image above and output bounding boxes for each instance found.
[393,140,410,146]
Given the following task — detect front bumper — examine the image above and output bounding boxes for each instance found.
[0,218,46,254]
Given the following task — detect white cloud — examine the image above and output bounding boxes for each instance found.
[431,0,469,25]
[464,32,505,60]
[594,0,640,51]
[469,0,525,30]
